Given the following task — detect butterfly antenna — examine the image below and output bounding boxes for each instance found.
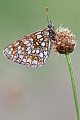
[46,7,49,24]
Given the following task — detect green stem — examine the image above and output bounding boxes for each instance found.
[65,53,80,120]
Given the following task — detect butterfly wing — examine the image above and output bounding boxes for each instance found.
[3,28,52,67]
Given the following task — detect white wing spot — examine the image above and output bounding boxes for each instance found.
[36,49,39,54]
[22,47,24,51]
[27,49,31,55]
[41,42,45,47]
[11,48,13,51]
[35,32,41,35]
[24,41,29,45]
[8,51,11,55]
[14,55,17,59]
[27,58,32,63]
[32,49,35,53]
[44,30,49,36]
[26,43,31,47]
[32,60,38,65]
[36,41,39,46]
[18,50,22,54]
[26,46,30,51]
[19,55,23,59]
[40,37,43,41]
[39,52,43,58]
[37,34,42,39]
[44,55,48,63]
[4,48,9,53]
[44,51,47,56]
[18,46,21,50]
[22,58,26,62]
[29,38,33,42]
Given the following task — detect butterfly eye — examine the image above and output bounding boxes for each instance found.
[48,23,54,28]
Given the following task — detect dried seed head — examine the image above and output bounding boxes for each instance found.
[53,27,76,54]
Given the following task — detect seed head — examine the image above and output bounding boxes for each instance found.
[53,27,76,54]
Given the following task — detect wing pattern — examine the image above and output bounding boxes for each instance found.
[3,28,52,67]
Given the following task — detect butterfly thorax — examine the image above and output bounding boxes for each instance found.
[48,22,55,42]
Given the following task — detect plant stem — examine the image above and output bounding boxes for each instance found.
[65,53,80,120]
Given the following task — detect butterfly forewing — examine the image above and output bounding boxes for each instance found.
[3,28,52,67]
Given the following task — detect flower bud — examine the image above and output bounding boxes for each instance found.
[53,27,76,54]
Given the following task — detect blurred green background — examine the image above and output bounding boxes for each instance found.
[0,0,80,120]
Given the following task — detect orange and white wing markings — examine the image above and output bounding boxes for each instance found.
[3,28,54,67]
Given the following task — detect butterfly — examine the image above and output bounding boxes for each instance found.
[3,8,55,67]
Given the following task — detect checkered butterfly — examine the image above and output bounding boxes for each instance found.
[3,8,55,67]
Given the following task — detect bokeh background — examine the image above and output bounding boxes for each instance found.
[0,0,80,120]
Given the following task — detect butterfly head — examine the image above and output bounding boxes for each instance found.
[48,21,54,30]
